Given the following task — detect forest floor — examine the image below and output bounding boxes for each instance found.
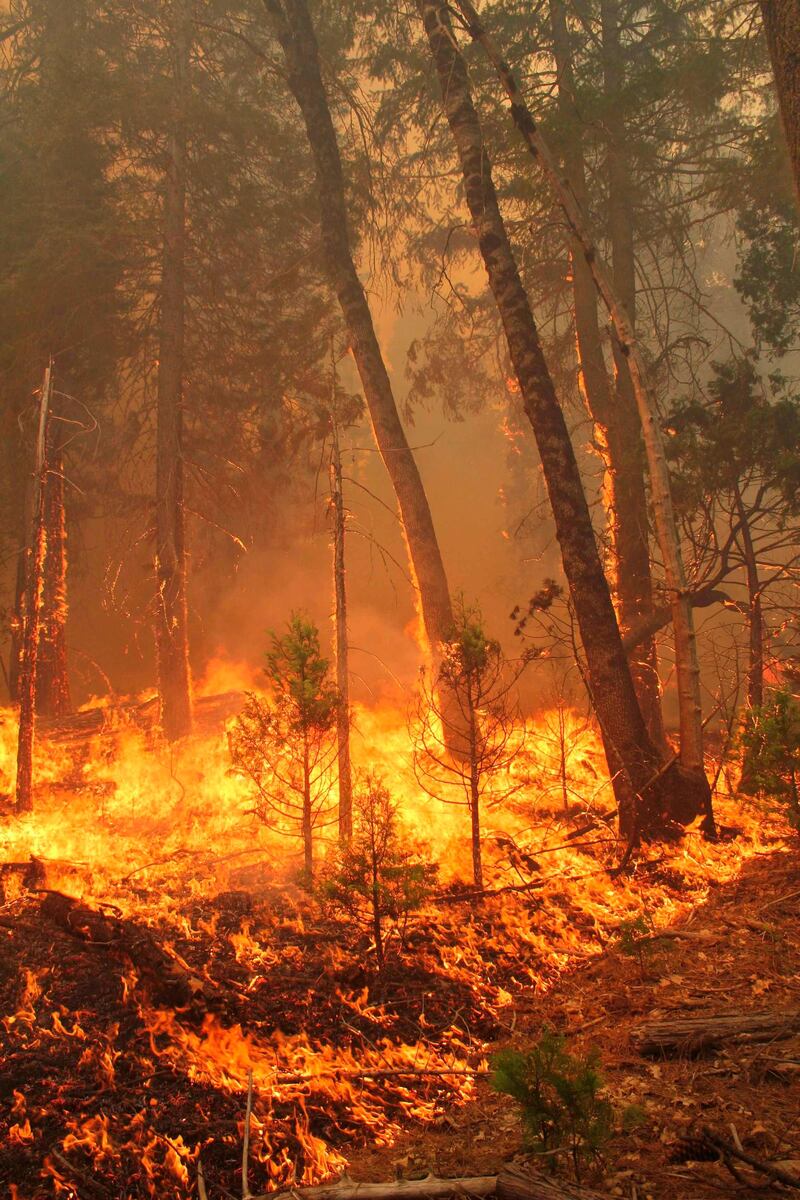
[1,745,799,1199]
[349,830,800,1199]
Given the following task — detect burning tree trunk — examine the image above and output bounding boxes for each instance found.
[445,0,713,831]
[155,0,193,742]
[419,1,689,840]
[36,416,71,718]
[263,0,454,665]
[550,0,665,751]
[8,506,29,703]
[329,383,353,844]
[15,362,52,813]
[761,0,800,206]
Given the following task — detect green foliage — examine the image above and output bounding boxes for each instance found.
[667,355,800,514]
[265,615,340,734]
[491,1031,631,1180]
[229,616,339,882]
[322,772,437,971]
[740,687,800,828]
[615,915,657,980]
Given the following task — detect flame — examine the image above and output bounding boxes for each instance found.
[0,663,786,1194]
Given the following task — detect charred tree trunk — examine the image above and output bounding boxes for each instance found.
[15,363,52,813]
[734,487,764,714]
[8,510,28,703]
[36,418,71,717]
[761,0,800,205]
[598,0,665,751]
[550,0,665,752]
[155,0,192,742]
[449,0,713,834]
[264,0,454,663]
[330,392,353,843]
[419,1,672,840]
[734,485,764,792]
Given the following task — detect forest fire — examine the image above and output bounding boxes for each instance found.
[1,680,789,1198]
[3,0,800,1197]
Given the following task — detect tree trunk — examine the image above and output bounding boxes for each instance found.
[8,506,28,703]
[36,417,71,718]
[550,0,666,752]
[302,736,314,885]
[449,0,712,832]
[15,363,52,813]
[330,390,353,843]
[761,0,800,205]
[265,0,454,662]
[465,688,483,887]
[419,1,672,840]
[734,484,764,793]
[733,486,764,714]
[155,0,192,742]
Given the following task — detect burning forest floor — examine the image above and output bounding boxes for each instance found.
[0,691,799,1199]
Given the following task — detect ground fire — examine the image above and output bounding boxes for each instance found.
[2,2,800,1199]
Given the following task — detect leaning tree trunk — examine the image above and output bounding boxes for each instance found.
[264,0,454,664]
[550,0,666,752]
[155,0,192,742]
[330,394,353,844]
[36,416,71,717]
[734,484,764,793]
[419,1,676,839]
[761,0,800,205]
[449,0,712,832]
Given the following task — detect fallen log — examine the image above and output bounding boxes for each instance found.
[248,1165,613,1200]
[249,1173,498,1200]
[39,890,211,1013]
[632,1009,800,1056]
[497,1164,612,1200]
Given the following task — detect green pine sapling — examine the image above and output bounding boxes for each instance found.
[322,772,437,972]
[491,1029,642,1181]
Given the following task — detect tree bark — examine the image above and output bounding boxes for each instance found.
[155,0,193,742]
[597,0,666,750]
[264,0,454,661]
[330,392,353,843]
[15,363,52,813]
[733,486,764,714]
[632,1008,800,1056]
[761,0,800,205]
[419,1,670,839]
[449,0,712,831]
[36,417,71,718]
[734,484,764,793]
[302,734,314,885]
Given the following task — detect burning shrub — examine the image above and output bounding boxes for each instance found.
[229,615,338,883]
[413,599,531,888]
[321,771,437,972]
[491,1030,640,1180]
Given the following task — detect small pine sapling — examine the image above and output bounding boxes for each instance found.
[413,598,532,888]
[491,1030,640,1181]
[229,615,338,884]
[615,915,658,980]
[740,686,800,830]
[321,772,437,972]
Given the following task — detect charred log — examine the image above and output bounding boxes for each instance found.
[632,1009,800,1056]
